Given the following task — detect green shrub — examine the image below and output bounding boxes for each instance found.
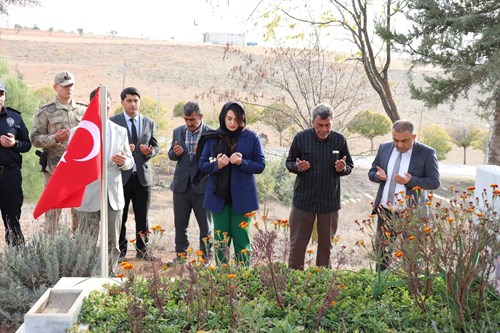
[256,158,295,207]
[0,229,101,329]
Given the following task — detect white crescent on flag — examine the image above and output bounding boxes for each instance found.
[74,120,101,162]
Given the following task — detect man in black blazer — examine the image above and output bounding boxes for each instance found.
[110,87,159,261]
[168,101,212,261]
[369,120,440,270]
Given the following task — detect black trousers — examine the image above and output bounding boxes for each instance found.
[0,167,24,246]
[119,174,150,256]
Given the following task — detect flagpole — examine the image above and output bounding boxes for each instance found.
[100,85,109,278]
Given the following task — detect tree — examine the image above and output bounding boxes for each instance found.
[262,103,294,147]
[448,125,482,165]
[0,0,40,15]
[260,0,408,123]
[202,29,366,132]
[347,110,392,154]
[401,0,500,165]
[421,124,452,161]
[173,101,185,118]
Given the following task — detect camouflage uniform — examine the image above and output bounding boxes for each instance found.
[31,98,87,173]
[31,98,87,232]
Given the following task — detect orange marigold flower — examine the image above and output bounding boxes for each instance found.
[199,258,206,263]
[412,186,422,191]
[476,212,484,217]
[239,221,249,229]
[448,217,455,223]
[244,211,256,218]
[467,207,474,212]
[306,249,314,254]
[120,262,134,270]
[187,248,193,253]
[427,194,433,200]
[116,273,126,278]
[332,236,340,244]
[151,224,161,231]
[355,240,365,246]
[467,186,476,192]
[331,300,337,306]
[337,284,347,290]
[423,227,432,233]
[241,248,249,254]
[228,274,236,279]
[209,266,216,271]
[195,250,204,257]
[190,259,197,264]
[369,214,376,219]
[215,230,221,234]
[408,235,415,241]
[493,190,500,195]
[490,184,498,189]
[129,238,136,244]
[384,231,391,238]
[394,250,403,258]
[425,201,432,206]
[280,219,289,225]
[221,263,229,268]
[177,252,187,259]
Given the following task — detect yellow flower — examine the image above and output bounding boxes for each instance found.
[239,221,249,229]
[244,211,256,218]
[337,283,347,290]
[241,248,249,254]
[187,248,193,253]
[332,236,340,244]
[394,250,403,258]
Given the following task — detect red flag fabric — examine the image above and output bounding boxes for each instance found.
[33,88,102,219]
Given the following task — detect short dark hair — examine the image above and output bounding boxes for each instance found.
[392,120,414,134]
[89,87,111,102]
[312,103,334,120]
[183,101,201,116]
[120,87,141,101]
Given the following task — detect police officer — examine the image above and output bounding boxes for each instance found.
[0,80,31,246]
[31,71,87,233]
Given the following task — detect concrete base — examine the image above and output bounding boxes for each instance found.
[18,277,122,333]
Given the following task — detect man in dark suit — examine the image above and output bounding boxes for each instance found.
[168,101,212,262]
[368,119,440,271]
[110,87,159,261]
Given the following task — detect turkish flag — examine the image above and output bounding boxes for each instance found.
[33,88,102,219]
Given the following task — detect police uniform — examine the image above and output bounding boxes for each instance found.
[31,97,87,232]
[0,106,31,246]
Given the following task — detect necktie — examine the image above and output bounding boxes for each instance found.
[387,151,402,205]
[129,118,138,145]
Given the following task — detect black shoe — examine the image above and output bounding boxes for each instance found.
[136,251,155,261]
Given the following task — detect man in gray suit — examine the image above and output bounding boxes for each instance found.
[369,119,440,271]
[75,88,134,275]
[110,87,159,261]
[168,101,212,261]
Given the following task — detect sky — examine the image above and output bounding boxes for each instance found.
[0,0,265,43]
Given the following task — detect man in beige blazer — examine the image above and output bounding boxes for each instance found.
[73,89,134,276]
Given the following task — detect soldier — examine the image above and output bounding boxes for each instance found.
[31,71,87,233]
[0,80,32,246]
